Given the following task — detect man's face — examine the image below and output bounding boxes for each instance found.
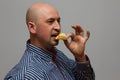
[35,7,61,47]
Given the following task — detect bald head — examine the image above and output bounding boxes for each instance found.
[26,3,58,25]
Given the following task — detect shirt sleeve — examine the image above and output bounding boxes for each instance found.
[72,55,95,80]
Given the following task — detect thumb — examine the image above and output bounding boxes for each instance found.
[63,32,74,48]
[63,40,69,48]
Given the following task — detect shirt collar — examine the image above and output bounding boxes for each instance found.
[26,40,57,62]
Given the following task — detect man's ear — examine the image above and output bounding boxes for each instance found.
[27,22,37,34]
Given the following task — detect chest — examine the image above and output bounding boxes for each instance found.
[36,60,74,80]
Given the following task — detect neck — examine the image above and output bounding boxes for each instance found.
[29,38,55,53]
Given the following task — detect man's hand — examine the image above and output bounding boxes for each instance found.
[64,25,90,62]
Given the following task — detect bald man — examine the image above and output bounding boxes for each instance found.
[4,3,95,80]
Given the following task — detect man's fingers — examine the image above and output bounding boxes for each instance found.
[64,39,69,48]
[72,25,84,36]
[66,32,74,40]
[85,30,90,41]
[63,32,74,48]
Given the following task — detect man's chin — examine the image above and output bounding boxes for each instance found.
[50,37,59,46]
[52,40,59,46]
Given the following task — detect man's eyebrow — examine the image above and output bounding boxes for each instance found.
[47,17,61,20]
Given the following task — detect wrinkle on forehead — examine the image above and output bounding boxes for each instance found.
[39,6,59,19]
[26,3,59,24]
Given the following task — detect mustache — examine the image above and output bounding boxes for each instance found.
[52,31,60,36]
[52,30,60,34]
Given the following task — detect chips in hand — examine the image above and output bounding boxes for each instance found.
[56,33,67,40]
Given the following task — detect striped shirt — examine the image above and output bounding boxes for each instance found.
[4,41,95,80]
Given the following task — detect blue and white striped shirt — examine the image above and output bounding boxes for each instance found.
[4,41,95,80]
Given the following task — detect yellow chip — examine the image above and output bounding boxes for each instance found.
[56,33,67,40]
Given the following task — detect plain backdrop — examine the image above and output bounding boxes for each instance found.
[0,0,120,80]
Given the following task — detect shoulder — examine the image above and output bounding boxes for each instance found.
[4,52,46,79]
[4,60,47,79]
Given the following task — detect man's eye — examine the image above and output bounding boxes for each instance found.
[49,20,54,23]
[48,20,54,24]
[57,19,60,24]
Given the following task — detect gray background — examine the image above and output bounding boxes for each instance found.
[0,0,120,80]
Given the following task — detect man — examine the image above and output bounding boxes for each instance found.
[4,3,95,80]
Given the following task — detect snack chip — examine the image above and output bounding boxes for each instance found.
[56,33,67,40]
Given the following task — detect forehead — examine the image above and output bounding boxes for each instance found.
[37,6,60,20]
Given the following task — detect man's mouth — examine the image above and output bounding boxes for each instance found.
[52,34,58,37]
[51,33,59,38]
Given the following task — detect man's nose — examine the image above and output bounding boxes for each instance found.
[53,21,61,30]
